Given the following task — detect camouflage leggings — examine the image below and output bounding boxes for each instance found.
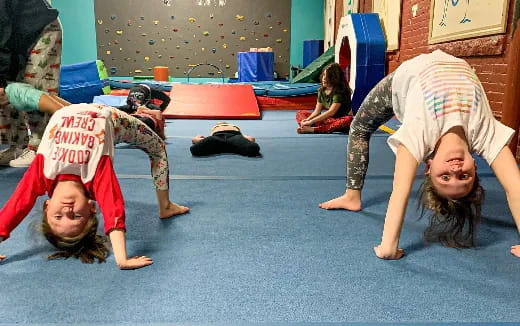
[347,71,395,189]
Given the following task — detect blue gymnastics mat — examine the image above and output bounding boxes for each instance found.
[0,111,519,325]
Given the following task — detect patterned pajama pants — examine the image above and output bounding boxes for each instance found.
[108,107,170,191]
[0,19,62,149]
[347,71,395,190]
[296,110,353,133]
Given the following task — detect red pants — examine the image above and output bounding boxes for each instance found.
[296,110,353,133]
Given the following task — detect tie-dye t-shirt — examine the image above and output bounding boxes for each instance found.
[387,50,514,164]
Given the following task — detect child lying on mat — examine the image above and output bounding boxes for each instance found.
[0,83,189,269]
[319,50,520,259]
[190,122,261,157]
[296,63,353,134]
[117,84,170,139]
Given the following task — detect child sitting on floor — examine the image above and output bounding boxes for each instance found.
[296,62,353,134]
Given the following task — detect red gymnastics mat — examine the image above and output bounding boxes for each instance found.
[163,84,260,119]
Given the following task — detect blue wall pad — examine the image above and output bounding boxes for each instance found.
[59,60,108,104]
[335,13,386,114]
[303,39,324,68]
[93,95,126,107]
[238,52,275,82]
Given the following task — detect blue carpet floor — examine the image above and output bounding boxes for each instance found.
[1,111,520,325]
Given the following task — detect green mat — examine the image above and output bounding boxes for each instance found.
[291,46,335,83]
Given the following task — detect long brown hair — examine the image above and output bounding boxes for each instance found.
[41,203,109,263]
[319,62,351,97]
[418,174,484,248]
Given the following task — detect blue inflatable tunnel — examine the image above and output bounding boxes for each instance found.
[335,13,386,114]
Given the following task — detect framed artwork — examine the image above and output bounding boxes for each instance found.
[372,0,402,51]
[344,0,359,15]
[429,0,510,44]
[324,0,336,49]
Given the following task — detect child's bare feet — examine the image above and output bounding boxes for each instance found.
[159,202,190,219]
[319,190,362,211]
[297,125,314,134]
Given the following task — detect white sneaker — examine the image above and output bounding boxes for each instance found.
[9,148,36,167]
[0,147,22,166]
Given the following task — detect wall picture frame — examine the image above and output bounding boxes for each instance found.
[429,0,510,44]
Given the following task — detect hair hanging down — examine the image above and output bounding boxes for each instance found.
[418,175,484,248]
[319,62,352,97]
[41,213,110,264]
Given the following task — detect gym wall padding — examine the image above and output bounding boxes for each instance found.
[94,0,291,79]
[59,60,109,104]
[302,39,324,68]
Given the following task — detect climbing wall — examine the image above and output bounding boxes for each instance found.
[94,0,291,78]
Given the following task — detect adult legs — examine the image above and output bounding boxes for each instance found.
[8,19,62,167]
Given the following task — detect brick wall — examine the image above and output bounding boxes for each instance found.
[386,0,515,118]
[355,0,519,158]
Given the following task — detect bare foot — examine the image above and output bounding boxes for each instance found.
[159,202,190,219]
[297,125,314,134]
[319,191,362,211]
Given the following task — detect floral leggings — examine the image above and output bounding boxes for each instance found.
[103,106,170,191]
[347,71,395,190]
[0,19,62,149]
[296,110,353,133]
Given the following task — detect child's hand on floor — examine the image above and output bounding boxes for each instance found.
[0,88,8,106]
[0,237,5,261]
[511,245,520,257]
[117,256,153,270]
[373,244,405,260]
